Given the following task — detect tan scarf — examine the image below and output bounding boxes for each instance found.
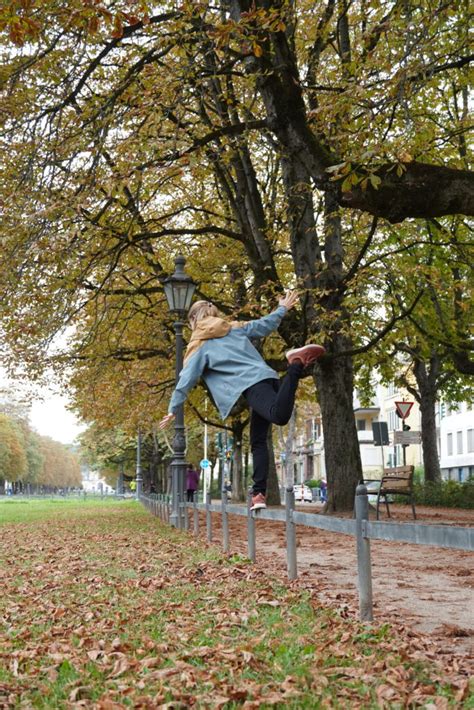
[183,316,232,366]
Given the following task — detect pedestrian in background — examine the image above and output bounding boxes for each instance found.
[186,465,200,502]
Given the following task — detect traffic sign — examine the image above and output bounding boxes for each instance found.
[372,421,389,446]
[393,430,421,445]
[395,401,413,419]
[200,458,211,469]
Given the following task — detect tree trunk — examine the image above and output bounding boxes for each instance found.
[314,347,362,511]
[413,357,442,483]
[266,426,281,505]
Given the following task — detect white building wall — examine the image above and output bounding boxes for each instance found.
[81,465,114,494]
[439,401,474,481]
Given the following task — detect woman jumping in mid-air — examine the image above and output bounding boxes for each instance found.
[159,290,325,510]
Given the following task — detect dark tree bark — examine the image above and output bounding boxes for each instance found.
[341,162,474,223]
[411,356,442,483]
[451,350,474,376]
[315,342,362,510]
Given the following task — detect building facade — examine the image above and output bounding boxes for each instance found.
[280,384,473,485]
[438,401,474,481]
[81,464,114,494]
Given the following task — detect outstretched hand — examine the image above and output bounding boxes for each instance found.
[159,413,175,430]
[278,289,299,311]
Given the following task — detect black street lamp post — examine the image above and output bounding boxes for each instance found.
[136,427,143,499]
[163,255,196,528]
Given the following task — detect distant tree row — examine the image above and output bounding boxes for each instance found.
[0,411,82,493]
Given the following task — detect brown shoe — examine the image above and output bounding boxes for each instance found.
[286,344,326,367]
[250,493,266,511]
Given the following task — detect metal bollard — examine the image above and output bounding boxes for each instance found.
[193,494,199,536]
[355,484,374,622]
[206,492,212,542]
[285,486,297,580]
[247,490,256,562]
[221,486,229,553]
[183,499,189,531]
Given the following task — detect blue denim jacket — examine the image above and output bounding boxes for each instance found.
[168,306,287,419]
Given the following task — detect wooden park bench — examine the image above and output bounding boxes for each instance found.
[359,465,417,520]
[375,465,416,520]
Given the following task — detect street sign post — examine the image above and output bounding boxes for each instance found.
[372,421,389,446]
[201,459,211,503]
[393,430,421,445]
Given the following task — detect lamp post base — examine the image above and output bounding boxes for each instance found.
[170,455,187,528]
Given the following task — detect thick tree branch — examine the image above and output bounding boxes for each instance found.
[338,161,474,222]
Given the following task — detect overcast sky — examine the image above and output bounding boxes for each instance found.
[1,367,85,445]
[29,392,85,445]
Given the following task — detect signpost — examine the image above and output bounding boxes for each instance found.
[372,421,389,446]
[201,458,211,502]
[395,401,413,419]
[372,421,389,471]
[394,401,415,465]
[394,430,421,445]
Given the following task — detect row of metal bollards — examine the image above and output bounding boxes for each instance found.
[141,493,170,524]
[141,484,374,623]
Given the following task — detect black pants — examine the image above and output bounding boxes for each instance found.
[244,363,304,495]
[186,490,196,502]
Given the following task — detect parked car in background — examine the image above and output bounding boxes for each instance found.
[293,484,313,503]
[363,479,381,504]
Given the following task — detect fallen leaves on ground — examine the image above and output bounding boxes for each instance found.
[0,500,472,708]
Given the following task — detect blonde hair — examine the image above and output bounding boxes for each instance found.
[188,300,219,330]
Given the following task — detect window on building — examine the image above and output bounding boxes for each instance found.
[467,429,474,453]
[447,433,453,456]
[457,431,463,454]
[312,420,321,440]
[395,445,402,466]
[357,419,366,431]
[388,409,398,431]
